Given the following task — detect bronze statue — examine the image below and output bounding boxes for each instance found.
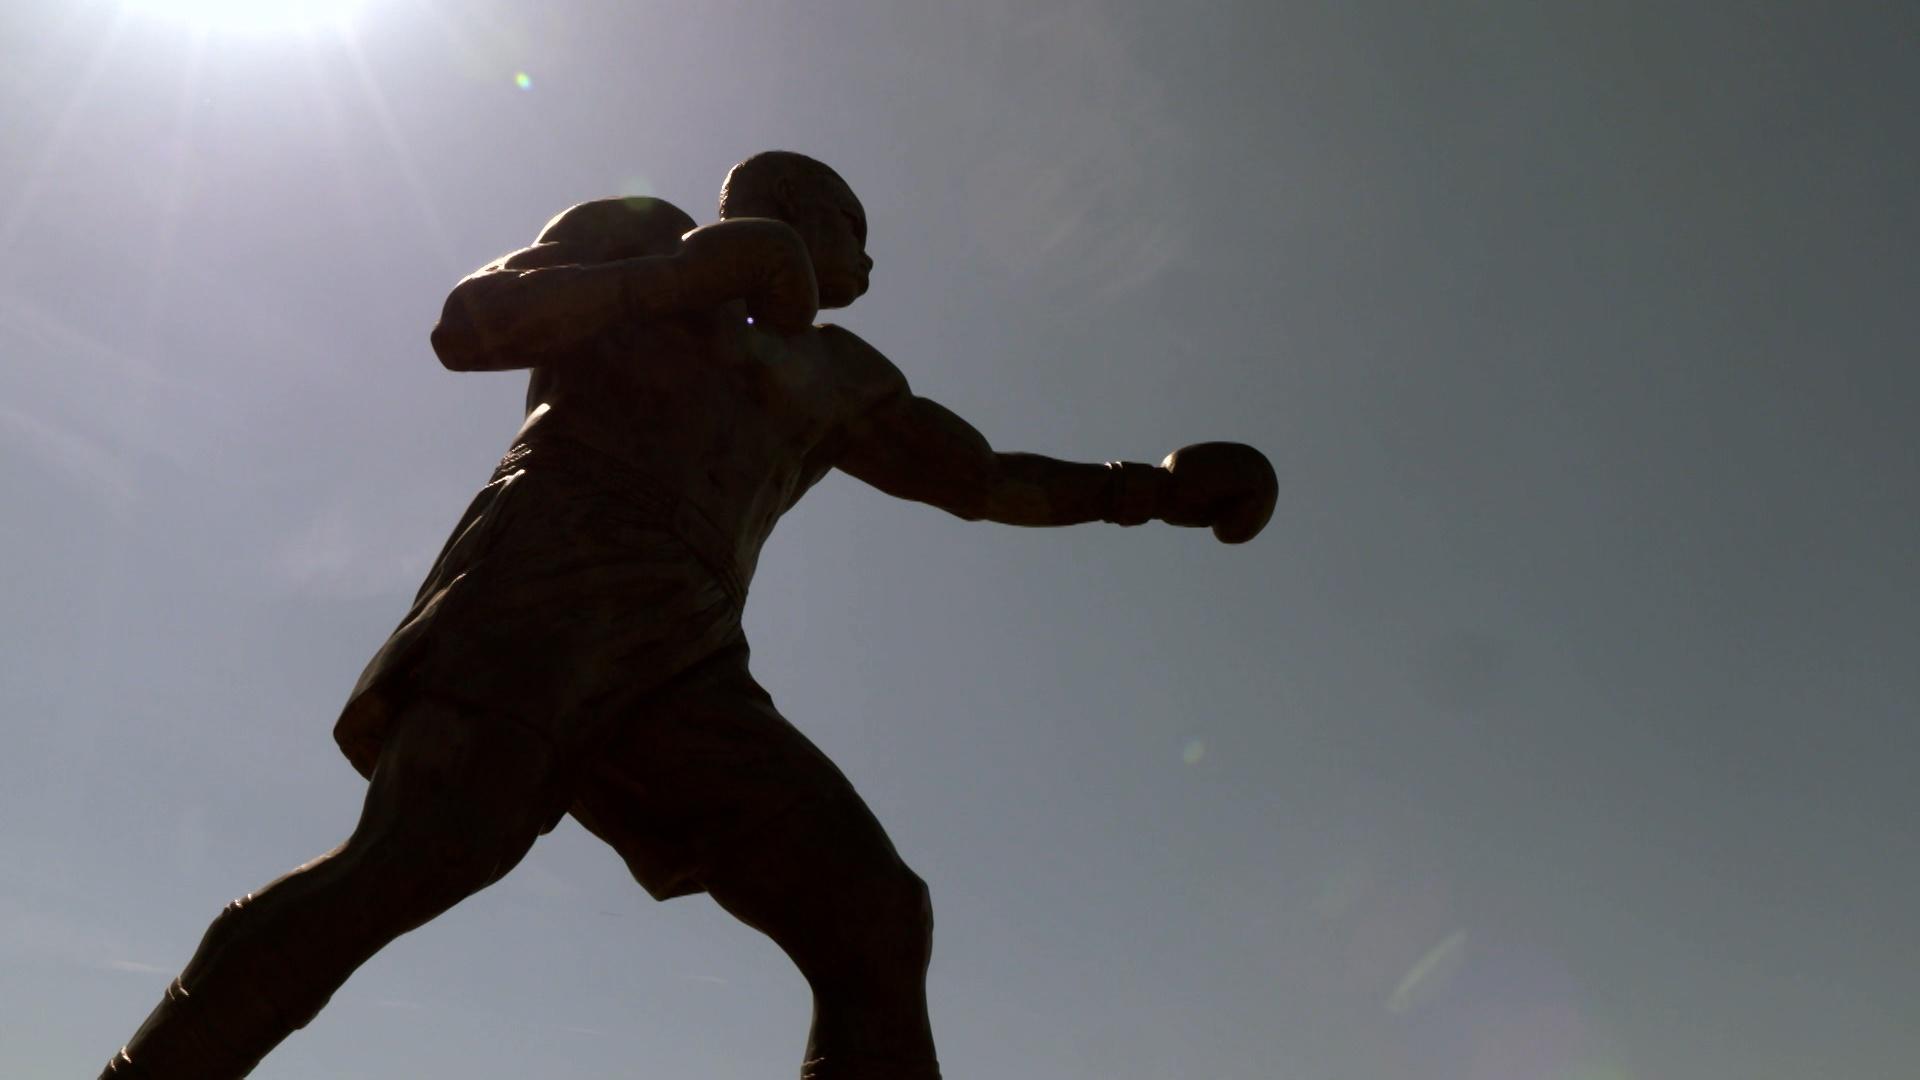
[102,151,1276,1079]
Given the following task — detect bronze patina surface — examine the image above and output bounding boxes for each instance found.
[102,151,1277,1079]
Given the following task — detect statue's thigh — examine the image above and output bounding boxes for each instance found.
[346,698,571,891]
[570,648,911,909]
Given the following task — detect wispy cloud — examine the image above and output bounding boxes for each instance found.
[0,896,150,975]
[1387,929,1467,1014]
[0,400,134,507]
[0,289,231,505]
[101,959,171,976]
[952,0,1191,302]
[268,500,443,599]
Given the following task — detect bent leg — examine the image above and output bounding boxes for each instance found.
[705,791,940,1080]
[103,699,566,1079]
[571,654,939,1079]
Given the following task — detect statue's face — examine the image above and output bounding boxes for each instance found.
[782,174,872,308]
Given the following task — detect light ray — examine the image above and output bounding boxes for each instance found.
[140,27,209,324]
[295,20,372,227]
[113,25,210,554]
[335,21,457,273]
[0,10,131,265]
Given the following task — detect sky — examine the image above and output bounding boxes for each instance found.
[2,1,1916,1077]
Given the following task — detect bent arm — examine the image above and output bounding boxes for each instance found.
[430,248,684,372]
[430,198,813,372]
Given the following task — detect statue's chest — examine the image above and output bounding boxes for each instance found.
[690,322,847,456]
[581,316,832,437]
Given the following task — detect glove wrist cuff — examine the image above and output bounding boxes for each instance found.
[1101,461,1163,526]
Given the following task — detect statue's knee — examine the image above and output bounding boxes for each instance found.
[175,893,322,1033]
[192,893,264,958]
[801,864,934,1002]
[215,893,254,925]
[861,864,934,959]
[903,870,933,946]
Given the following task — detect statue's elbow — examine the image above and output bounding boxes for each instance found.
[430,318,483,372]
[945,481,995,523]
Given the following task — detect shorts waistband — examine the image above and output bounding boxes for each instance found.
[494,436,748,607]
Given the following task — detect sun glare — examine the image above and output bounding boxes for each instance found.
[122,0,368,34]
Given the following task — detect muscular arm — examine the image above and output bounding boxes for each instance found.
[430,198,816,372]
[830,330,1167,527]
[841,394,1170,526]
[831,328,1278,540]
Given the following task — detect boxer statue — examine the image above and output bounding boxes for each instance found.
[103,150,1276,1079]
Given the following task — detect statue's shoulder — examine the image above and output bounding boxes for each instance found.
[534,196,698,260]
[814,323,910,404]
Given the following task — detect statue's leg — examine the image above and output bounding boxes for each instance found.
[571,654,940,1080]
[704,790,940,1080]
[102,698,564,1079]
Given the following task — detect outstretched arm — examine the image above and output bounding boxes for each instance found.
[431,198,818,372]
[831,331,1276,542]
[840,390,1150,526]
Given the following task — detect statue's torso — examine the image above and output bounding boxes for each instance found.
[519,310,886,590]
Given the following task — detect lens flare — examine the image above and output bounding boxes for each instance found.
[515,72,533,90]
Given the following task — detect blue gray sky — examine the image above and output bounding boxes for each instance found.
[3,2,1916,1077]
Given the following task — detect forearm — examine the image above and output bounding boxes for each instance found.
[979,453,1169,527]
[431,256,693,372]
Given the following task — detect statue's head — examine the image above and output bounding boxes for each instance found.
[720,151,871,308]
